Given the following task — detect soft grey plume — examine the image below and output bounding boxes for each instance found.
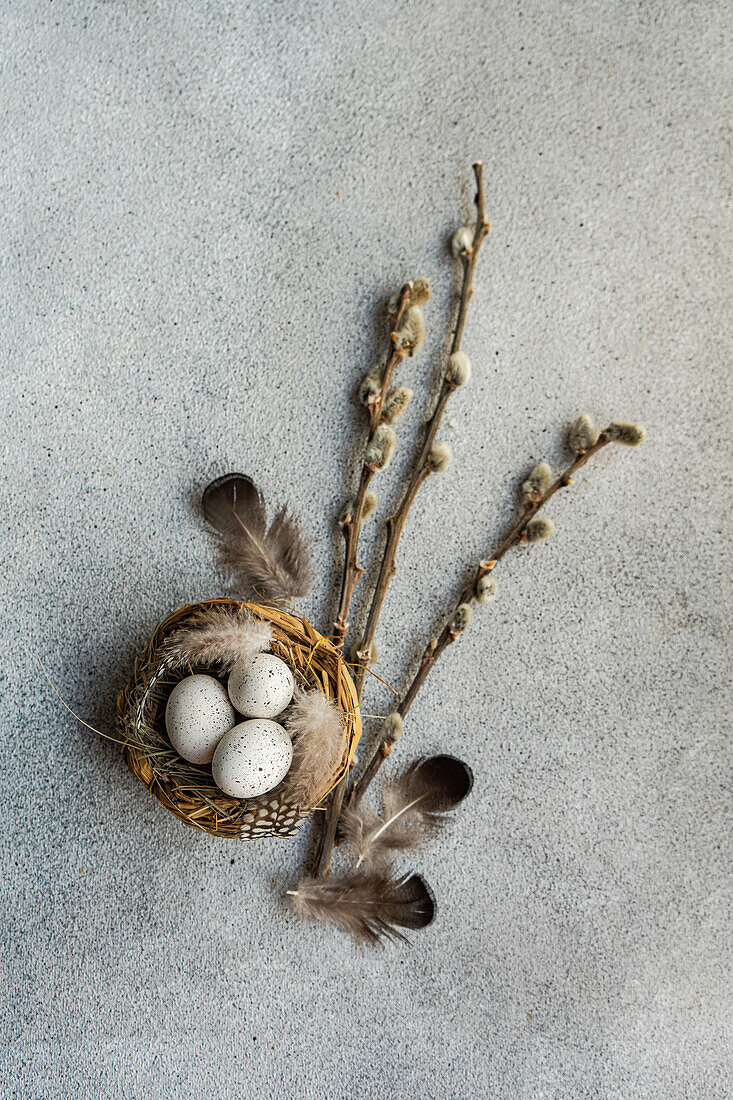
[202,474,313,603]
[286,869,435,945]
[281,689,345,808]
[163,605,272,672]
[342,755,474,868]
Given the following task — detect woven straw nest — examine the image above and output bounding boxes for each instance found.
[116,598,361,839]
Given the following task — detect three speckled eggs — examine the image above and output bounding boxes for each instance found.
[165,652,296,798]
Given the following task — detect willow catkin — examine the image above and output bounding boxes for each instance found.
[476,575,498,604]
[568,414,598,453]
[359,367,382,406]
[381,713,403,745]
[382,387,413,425]
[445,351,471,387]
[451,226,473,256]
[362,490,378,518]
[451,603,472,632]
[365,425,397,470]
[409,277,431,306]
[394,306,425,354]
[427,442,452,473]
[607,421,646,446]
[521,462,553,503]
[525,516,555,543]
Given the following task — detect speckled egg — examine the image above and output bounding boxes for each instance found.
[227,653,295,718]
[211,719,293,798]
[165,674,236,765]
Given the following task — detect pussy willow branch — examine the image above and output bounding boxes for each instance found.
[313,164,489,879]
[352,162,490,700]
[347,432,613,808]
[313,284,413,879]
[333,284,412,646]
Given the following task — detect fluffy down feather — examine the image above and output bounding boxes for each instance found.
[281,689,345,808]
[164,605,272,672]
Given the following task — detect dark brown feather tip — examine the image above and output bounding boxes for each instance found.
[202,473,267,542]
[391,873,436,931]
[406,755,474,810]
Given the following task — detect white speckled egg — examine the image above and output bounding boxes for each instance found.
[165,674,236,765]
[228,653,295,718]
[212,720,293,798]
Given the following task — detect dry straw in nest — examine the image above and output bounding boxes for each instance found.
[116,599,361,839]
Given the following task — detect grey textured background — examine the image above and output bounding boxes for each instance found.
[1,2,731,1097]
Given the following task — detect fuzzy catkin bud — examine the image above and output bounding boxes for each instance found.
[362,490,378,519]
[394,306,425,354]
[409,277,431,306]
[445,351,472,387]
[451,226,473,257]
[476,575,498,604]
[525,516,555,543]
[365,424,396,470]
[382,713,403,745]
[521,461,553,503]
[359,367,382,406]
[382,386,413,425]
[342,490,378,525]
[568,414,598,453]
[427,441,452,473]
[451,603,473,633]
[607,421,646,447]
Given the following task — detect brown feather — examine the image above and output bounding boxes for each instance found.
[202,474,313,603]
[342,755,474,868]
[163,605,272,672]
[339,803,417,867]
[286,869,435,946]
[281,689,345,808]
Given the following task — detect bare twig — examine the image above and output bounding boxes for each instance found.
[347,432,614,807]
[352,162,490,699]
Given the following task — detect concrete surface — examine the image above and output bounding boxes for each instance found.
[1,2,730,1097]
